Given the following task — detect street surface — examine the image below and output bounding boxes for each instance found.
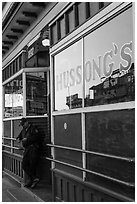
[2,174,41,202]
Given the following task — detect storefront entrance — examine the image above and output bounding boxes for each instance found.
[2,36,52,201]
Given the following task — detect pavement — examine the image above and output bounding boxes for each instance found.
[2,172,51,202]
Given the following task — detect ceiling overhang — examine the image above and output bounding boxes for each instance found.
[2,2,47,57]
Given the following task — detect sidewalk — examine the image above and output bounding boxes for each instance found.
[2,173,51,202]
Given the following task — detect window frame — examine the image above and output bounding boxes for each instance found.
[49,3,134,186]
[3,67,50,120]
[50,2,134,115]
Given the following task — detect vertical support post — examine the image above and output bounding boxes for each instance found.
[22,71,26,117]
[22,70,27,184]
[47,70,50,115]
[2,86,5,146]
[82,37,85,108]
[47,70,50,96]
[82,37,86,181]
[2,85,5,120]
[11,119,13,154]
[50,55,55,170]
[52,171,55,201]
[82,113,86,181]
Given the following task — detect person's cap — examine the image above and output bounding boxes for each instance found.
[19,118,27,126]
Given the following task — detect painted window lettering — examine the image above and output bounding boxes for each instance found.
[56,65,82,91]
[56,41,133,91]
[120,42,132,71]
[103,50,113,78]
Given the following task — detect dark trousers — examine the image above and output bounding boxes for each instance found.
[22,145,39,181]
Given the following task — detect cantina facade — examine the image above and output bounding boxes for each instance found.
[2,2,135,202]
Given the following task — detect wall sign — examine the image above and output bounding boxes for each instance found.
[28,47,35,59]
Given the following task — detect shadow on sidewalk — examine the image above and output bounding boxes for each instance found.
[27,180,52,202]
[2,173,52,202]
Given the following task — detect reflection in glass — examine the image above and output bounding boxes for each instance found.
[54,40,82,111]
[26,72,47,116]
[85,65,135,106]
[4,75,23,118]
[84,8,134,107]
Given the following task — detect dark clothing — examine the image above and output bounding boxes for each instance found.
[22,144,39,180]
[17,124,40,181]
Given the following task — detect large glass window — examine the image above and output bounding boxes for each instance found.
[53,8,134,112]
[26,72,47,116]
[54,39,82,111]
[84,7,134,107]
[4,75,23,118]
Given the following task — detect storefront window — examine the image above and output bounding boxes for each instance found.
[84,7,134,107]
[85,109,135,198]
[4,75,23,118]
[54,40,82,111]
[26,72,47,116]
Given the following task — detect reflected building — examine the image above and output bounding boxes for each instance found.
[86,63,135,106]
[26,73,47,115]
[66,94,82,109]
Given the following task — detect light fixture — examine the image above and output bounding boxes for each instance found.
[42,38,50,47]
[41,28,50,47]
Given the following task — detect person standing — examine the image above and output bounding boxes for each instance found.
[16,118,41,188]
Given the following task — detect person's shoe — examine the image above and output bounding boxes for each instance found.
[24,180,32,187]
[31,178,40,189]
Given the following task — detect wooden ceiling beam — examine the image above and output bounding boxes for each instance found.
[3,41,13,45]
[11,28,24,33]
[16,20,30,26]
[22,11,37,18]
[2,46,9,50]
[6,35,18,40]
[30,2,45,8]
